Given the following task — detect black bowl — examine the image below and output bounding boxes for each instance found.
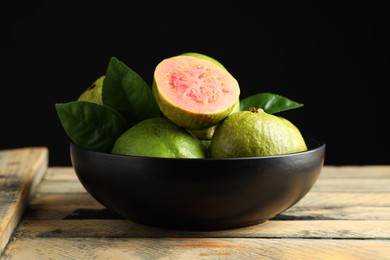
[70,136,325,230]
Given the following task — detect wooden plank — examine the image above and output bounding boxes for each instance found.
[320,165,390,178]
[296,191,390,206]
[3,166,390,259]
[24,188,390,222]
[28,194,103,209]
[23,192,390,221]
[45,164,390,180]
[280,206,390,220]
[36,167,390,195]
[24,194,106,220]
[30,190,389,208]
[0,147,48,254]
[2,237,389,260]
[22,204,390,221]
[12,219,390,239]
[36,180,86,194]
[7,165,390,257]
[311,179,390,192]
[43,167,78,181]
[37,176,390,194]
[24,186,390,222]
[58,179,380,196]
[46,166,390,180]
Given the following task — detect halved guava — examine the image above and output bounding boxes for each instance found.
[153,55,240,130]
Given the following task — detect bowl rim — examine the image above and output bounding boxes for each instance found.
[70,135,325,162]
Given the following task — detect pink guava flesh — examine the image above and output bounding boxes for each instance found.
[155,56,240,114]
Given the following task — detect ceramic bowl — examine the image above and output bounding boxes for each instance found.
[70,136,325,230]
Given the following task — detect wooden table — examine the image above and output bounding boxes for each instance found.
[1,147,390,259]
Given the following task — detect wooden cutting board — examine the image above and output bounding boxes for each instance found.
[0,147,48,254]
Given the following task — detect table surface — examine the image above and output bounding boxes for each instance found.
[1,149,390,259]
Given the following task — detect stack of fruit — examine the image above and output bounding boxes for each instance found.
[56,53,307,159]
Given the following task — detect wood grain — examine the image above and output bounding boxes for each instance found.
[3,237,389,260]
[0,147,48,254]
[2,165,390,259]
[12,219,390,239]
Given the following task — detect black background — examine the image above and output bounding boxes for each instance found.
[2,1,389,166]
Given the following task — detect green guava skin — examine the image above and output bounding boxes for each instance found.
[179,52,227,71]
[209,110,296,158]
[153,55,240,130]
[277,116,308,152]
[153,84,237,130]
[188,124,218,140]
[77,76,105,105]
[189,100,240,140]
[111,117,206,159]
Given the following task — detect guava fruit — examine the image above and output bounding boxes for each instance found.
[178,52,240,140]
[188,124,218,141]
[153,55,240,130]
[277,116,307,152]
[77,76,105,105]
[189,100,240,140]
[179,52,227,71]
[209,108,302,158]
[111,117,206,158]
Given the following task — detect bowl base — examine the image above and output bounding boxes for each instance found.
[126,218,270,231]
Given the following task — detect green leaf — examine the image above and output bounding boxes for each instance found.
[55,101,129,152]
[102,56,160,126]
[240,92,304,114]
